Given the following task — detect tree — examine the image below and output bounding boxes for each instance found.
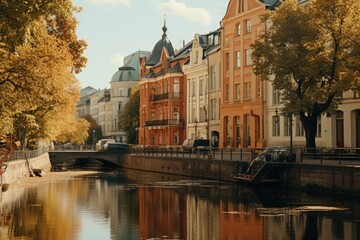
[252,0,360,148]
[0,0,87,147]
[82,115,103,145]
[118,87,140,144]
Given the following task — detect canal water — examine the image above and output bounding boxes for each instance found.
[0,169,359,240]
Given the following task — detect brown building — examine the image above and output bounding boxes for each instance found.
[220,0,273,149]
[139,22,189,147]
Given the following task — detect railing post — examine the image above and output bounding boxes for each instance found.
[320,148,323,164]
[221,148,223,160]
[230,148,233,161]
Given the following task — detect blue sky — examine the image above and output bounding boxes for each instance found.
[73,0,228,90]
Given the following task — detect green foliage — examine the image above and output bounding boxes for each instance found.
[82,115,103,145]
[252,0,360,148]
[118,87,140,144]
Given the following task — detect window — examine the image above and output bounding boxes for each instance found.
[174,78,180,98]
[194,51,199,64]
[235,83,241,101]
[119,88,124,97]
[296,115,304,136]
[210,65,216,90]
[244,82,251,99]
[272,115,280,136]
[199,78,204,96]
[284,116,291,137]
[237,23,241,35]
[214,34,219,45]
[354,90,360,99]
[208,35,213,45]
[118,102,122,113]
[173,133,179,144]
[236,51,241,68]
[238,0,245,13]
[255,77,261,97]
[245,19,251,33]
[210,98,216,120]
[225,52,230,72]
[225,83,230,101]
[317,115,322,137]
[272,85,281,105]
[245,49,252,65]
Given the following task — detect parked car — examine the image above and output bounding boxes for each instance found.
[181,139,210,153]
[103,143,131,153]
[62,143,73,150]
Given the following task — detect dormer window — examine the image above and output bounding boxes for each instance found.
[208,35,213,45]
[194,50,199,64]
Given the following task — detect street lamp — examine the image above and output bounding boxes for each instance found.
[289,113,293,148]
[92,130,96,150]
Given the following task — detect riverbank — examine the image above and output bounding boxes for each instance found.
[8,170,99,189]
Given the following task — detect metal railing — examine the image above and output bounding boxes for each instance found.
[150,92,181,102]
[131,147,259,162]
[145,119,184,127]
[130,146,360,166]
[8,147,49,161]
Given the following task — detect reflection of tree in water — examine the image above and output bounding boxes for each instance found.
[302,214,318,240]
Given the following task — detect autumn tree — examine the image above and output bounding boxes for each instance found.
[118,87,140,144]
[252,0,360,148]
[0,1,87,147]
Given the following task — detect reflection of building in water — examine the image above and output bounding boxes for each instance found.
[220,200,264,239]
[186,195,220,240]
[265,213,359,239]
[138,187,187,239]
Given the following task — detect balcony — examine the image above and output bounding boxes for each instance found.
[145,119,184,127]
[151,92,181,102]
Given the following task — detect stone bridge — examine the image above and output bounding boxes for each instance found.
[48,150,127,167]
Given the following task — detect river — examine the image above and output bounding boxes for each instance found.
[0,169,359,240]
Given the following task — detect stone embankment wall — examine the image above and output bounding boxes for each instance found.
[121,154,248,181]
[122,155,360,196]
[2,153,52,184]
[283,164,360,196]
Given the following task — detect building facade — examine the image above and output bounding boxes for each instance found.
[109,51,150,142]
[183,29,221,147]
[139,22,188,147]
[220,0,267,149]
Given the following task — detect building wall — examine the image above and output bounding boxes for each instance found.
[183,34,209,141]
[208,44,221,148]
[139,51,188,147]
[220,0,266,149]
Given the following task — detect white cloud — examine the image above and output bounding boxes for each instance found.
[111,54,124,67]
[157,0,211,26]
[86,0,132,8]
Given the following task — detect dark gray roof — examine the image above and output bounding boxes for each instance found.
[168,62,182,73]
[146,21,175,67]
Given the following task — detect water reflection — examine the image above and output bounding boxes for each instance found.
[0,169,358,240]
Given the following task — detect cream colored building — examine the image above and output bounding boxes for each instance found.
[79,51,150,143]
[183,29,221,146]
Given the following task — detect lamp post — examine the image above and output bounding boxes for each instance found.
[92,130,95,150]
[289,113,293,148]
[143,123,146,149]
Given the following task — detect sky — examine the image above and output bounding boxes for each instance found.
[73,0,229,90]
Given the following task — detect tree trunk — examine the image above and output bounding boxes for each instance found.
[301,112,318,149]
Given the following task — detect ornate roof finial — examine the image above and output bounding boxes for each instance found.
[162,14,167,37]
